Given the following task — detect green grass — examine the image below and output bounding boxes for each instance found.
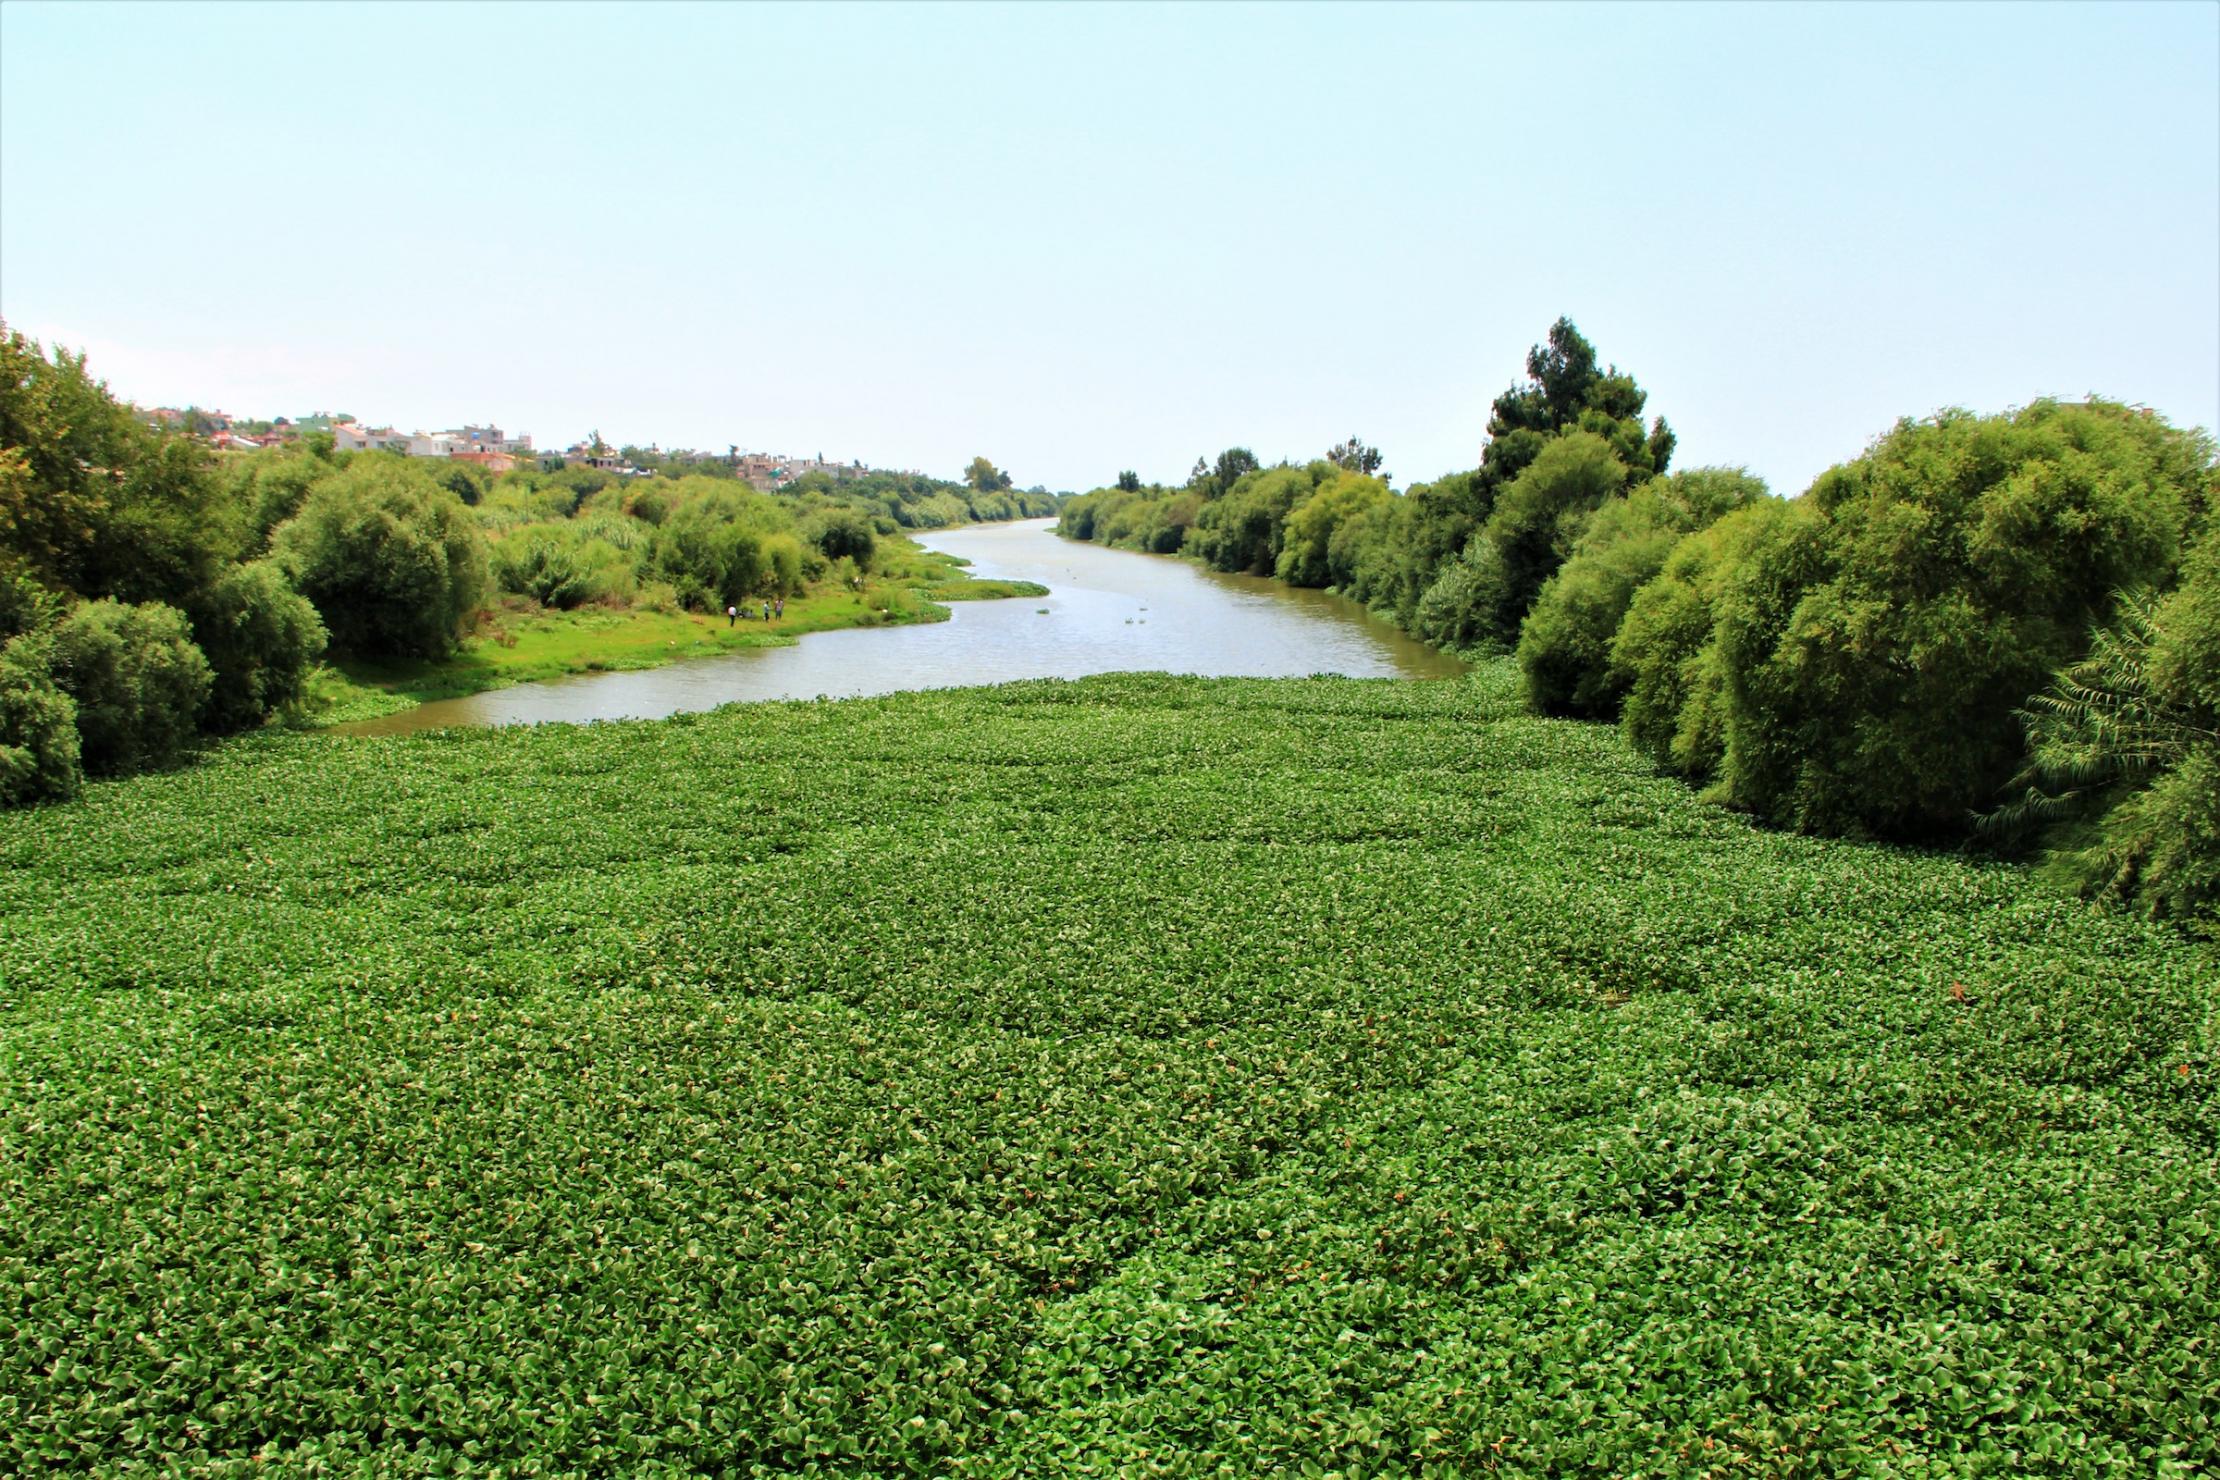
[312,536,1049,710]
[1,662,2213,1475]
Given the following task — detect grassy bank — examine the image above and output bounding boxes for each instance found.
[2,663,2213,1474]
[313,535,1048,710]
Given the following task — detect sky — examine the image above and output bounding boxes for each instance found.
[2,1,2215,495]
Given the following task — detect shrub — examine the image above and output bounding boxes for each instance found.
[1996,529,2220,927]
[1518,468,1769,717]
[0,631,80,805]
[1275,473,1390,589]
[491,525,597,609]
[647,495,769,611]
[1469,430,1631,644]
[1709,400,2206,838]
[1190,466,1319,576]
[1,567,63,643]
[273,460,491,659]
[187,561,329,732]
[807,510,877,569]
[1613,500,1794,778]
[1412,537,1512,652]
[50,598,212,775]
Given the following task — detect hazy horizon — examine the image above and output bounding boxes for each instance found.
[3,0,2215,493]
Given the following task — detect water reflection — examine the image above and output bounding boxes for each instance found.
[337,519,1464,734]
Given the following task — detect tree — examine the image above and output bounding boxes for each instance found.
[1326,435,1385,479]
[187,560,328,731]
[0,630,80,805]
[1479,317,1672,494]
[1465,430,1632,644]
[965,456,1014,493]
[273,459,491,659]
[1694,400,2208,839]
[1115,470,1142,493]
[1988,530,2220,927]
[1,323,240,605]
[1517,468,1769,717]
[50,598,212,776]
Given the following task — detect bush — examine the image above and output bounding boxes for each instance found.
[1518,468,1769,717]
[1275,473,1390,589]
[1190,466,1319,576]
[1996,529,2220,927]
[491,525,597,610]
[1613,500,1793,778]
[1621,400,2211,839]
[187,561,329,732]
[0,631,80,805]
[273,460,491,660]
[807,510,877,569]
[647,494,770,611]
[1,567,63,643]
[1469,430,1631,644]
[50,599,212,776]
[1412,537,1512,652]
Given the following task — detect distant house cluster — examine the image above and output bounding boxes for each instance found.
[134,405,535,470]
[734,452,876,491]
[338,421,533,472]
[134,403,912,489]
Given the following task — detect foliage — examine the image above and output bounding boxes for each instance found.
[1,565,64,643]
[0,630,80,804]
[1325,433,1384,478]
[1188,464,1323,576]
[1,666,2213,1472]
[805,508,878,570]
[273,459,491,660]
[1479,316,1674,493]
[1993,528,2220,927]
[646,488,791,611]
[49,598,213,775]
[1054,320,1669,660]
[1463,430,1632,644]
[964,455,1014,493]
[1273,471,1390,588]
[1613,499,1795,779]
[1704,400,2208,839]
[1,323,240,605]
[185,560,329,732]
[1518,468,1770,717]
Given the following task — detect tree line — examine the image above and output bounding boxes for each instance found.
[0,322,1054,804]
[1058,318,2218,928]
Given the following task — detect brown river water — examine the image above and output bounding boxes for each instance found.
[337,519,1466,734]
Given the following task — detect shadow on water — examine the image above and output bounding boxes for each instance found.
[336,519,1465,735]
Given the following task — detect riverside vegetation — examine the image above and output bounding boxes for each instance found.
[1059,321,2219,932]
[1,319,1051,794]
[1,667,2213,1473]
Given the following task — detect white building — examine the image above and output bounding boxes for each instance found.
[332,422,405,453]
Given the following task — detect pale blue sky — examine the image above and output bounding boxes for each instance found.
[3,1,2214,494]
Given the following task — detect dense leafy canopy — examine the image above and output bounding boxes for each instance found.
[1519,467,1771,717]
[49,598,212,775]
[1680,401,2207,840]
[273,460,491,661]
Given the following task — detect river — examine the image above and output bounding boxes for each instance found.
[336,519,1465,734]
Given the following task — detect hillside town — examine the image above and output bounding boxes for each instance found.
[132,403,908,490]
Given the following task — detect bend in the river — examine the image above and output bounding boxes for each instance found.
[336,519,1465,735]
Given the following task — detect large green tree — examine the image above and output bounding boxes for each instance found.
[273,460,490,660]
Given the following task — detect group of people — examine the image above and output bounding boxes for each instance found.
[726,596,786,627]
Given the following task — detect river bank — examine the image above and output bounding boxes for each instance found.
[323,518,1464,734]
[299,532,1048,725]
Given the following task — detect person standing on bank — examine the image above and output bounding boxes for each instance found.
[726,604,737,627]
